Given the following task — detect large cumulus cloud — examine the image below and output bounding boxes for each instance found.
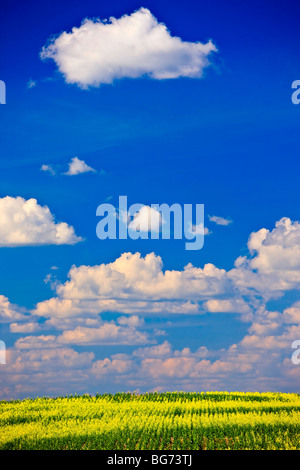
[0,196,82,246]
[41,8,217,88]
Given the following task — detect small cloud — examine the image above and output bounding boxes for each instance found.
[10,322,41,333]
[128,205,163,233]
[44,273,59,291]
[117,315,144,327]
[0,295,27,323]
[189,223,211,236]
[27,79,37,89]
[208,215,233,226]
[64,157,96,176]
[41,164,56,175]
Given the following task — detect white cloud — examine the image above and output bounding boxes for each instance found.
[34,297,201,318]
[33,217,300,321]
[117,315,144,327]
[248,217,300,273]
[0,295,26,323]
[58,323,151,346]
[64,157,96,175]
[41,164,56,175]
[40,8,217,88]
[229,217,300,296]
[133,341,173,359]
[5,312,300,398]
[283,303,300,324]
[4,216,300,398]
[15,322,152,347]
[0,196,82,246]
[203,298,252,315]
[34,252,231,318]
[10,322,41,333]
[188,222,211,236]
[40,316,105,332]
[15,335,58,349]
[5,346,95,375]
[27,79,37,89]
[91,356,134,378]
[55,252,229,301]
[208,215,233,226]
[128,205,163,233]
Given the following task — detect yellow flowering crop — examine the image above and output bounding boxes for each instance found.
[0,391,299,450]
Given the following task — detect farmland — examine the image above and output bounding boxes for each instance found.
[0,391,300,450]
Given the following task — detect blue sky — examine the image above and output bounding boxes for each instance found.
[1,0,300,399]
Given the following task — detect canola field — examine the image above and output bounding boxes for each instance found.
[0,391,300,450]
